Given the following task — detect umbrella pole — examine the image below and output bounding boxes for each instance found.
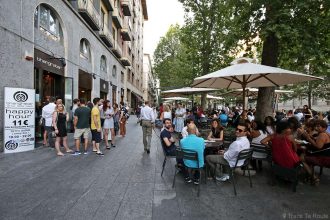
[242,85,247,110]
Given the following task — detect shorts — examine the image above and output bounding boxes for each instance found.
[74,128,89,139]
[91,129,101,143]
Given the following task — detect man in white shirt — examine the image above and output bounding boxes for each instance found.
[42,96,56,147]
[205,122,250,181]
[140,101,155,154]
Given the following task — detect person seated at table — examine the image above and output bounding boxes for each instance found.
[180,124,205,184]
[249,120,268,170]
[207,119,224,141]
[288,116,301,139]
[261,120,319,184]
[302,120,330,156]
[182,118,199,139]
[264,116,276,135]
[160,118,178,156]
[206,122,250,181]
[218,110,228,127]
[297,119,317,141]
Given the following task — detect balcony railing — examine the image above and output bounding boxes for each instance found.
[112,9,123,29]
[112,42,122,58]
[121,0,132,16]
[99,25,114,47]
[121,28,131,41]
[103,0,114,11]
[121,56,131,66]
[78,0,100,30]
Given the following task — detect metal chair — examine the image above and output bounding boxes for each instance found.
[271,162,303,192]
[160,140,176,177]
[251,143,272,170]
[223,148,254,196]
[172,148,204,197]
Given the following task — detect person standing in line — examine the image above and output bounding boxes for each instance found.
[71,98,80,132]
[42,96,56,148]
[52,103,72,156]
[119,101,128,137]
[102,100,116,149]
[140,101,155,154]
[113,103,120,136]
[174,103,186,133]
[91,97,104,156]
[73,98,91,155]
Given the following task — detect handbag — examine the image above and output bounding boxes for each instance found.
[39,117,45,127]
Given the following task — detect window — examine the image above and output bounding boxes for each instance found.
[80,39,91,60]
[34,4,62,41]
[100,55,107,72]
[112,65,117,77]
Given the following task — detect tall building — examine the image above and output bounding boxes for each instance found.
[143,54,158,104]
[0,0,147,151]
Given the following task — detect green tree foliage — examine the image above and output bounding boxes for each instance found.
[153,24,194,89]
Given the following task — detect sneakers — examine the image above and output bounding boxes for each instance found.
[72,151,81,156]
[193,179,199,185]
[216,174,230,182]
[185,177,192,183]
[83,151,88,155]
[111,144,116,148]
[96,152,104,156]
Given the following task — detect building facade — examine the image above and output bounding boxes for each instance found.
[142,53,158,105]
[0,0,147,151]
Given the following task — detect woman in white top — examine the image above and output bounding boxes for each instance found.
[174,103,186,133]
[102,100,115,149]
[249,120,269,170]
[264,116,276,135]
[160,105,172,121]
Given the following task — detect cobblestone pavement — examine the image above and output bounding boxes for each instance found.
[0,116,329,220]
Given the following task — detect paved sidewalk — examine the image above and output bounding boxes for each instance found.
[0,116,329,220]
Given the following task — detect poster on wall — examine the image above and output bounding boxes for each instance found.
[3,87,35,153]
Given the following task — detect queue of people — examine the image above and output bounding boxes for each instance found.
[40,96,130,156]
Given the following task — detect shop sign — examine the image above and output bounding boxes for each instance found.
[34,49,64,75]
[3,87,35,153]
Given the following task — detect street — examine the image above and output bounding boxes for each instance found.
[0,116,329,220]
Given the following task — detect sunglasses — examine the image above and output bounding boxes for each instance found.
[236,128,245,133]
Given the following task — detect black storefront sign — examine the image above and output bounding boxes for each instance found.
[34,49,64,76]
[100,79,109,93]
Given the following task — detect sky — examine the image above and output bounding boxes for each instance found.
[143,0,185,57]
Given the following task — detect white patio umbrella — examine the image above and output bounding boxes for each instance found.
[163,97,189,101]
[192,62,322,109]
[223,88,293,97]
[162,87,220,97]
[206,94,224,100]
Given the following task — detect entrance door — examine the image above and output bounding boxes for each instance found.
[42,71,64,101]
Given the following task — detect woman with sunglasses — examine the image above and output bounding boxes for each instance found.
[261,120,318,184]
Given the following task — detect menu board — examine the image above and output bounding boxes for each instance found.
[4,87,35,153]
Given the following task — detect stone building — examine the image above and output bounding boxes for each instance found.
[0,0,147,150]
[143,53,158,105]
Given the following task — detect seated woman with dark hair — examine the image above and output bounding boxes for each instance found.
[303,120,330,156]
[207,119,224,141]
[261,120,319,184]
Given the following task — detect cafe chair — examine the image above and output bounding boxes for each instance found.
[160,141,176,177]
[271,162,303,192]
[251,143,272,171]
[172,148,205,197]
[222,148,254,196]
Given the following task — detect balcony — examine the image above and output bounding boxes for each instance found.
[121,28,131,41]
[121,56,131,66]
[103,0,114,11]
[112,9,123,28]
[78,0,100,30]
[99,25,114,47]
[121,0,132,16]
[112,43,122,58]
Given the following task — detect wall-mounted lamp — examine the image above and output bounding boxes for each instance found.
[92,73,96,79]
[50,57,66,67]
[109,81,113,86]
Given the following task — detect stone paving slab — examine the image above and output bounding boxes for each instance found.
[0,116,330,220]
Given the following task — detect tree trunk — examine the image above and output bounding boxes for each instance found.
[201,93,207,111]
[255,32,278,121]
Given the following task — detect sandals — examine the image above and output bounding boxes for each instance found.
[311,177,320,186]
[66,150,73,153]
[57,152,64,156]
